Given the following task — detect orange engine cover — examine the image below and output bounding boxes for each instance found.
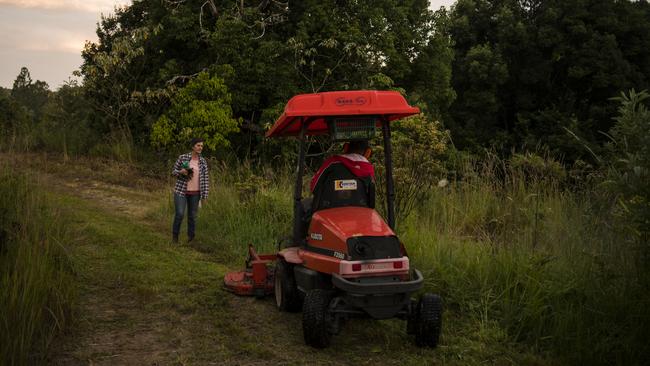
[306,207,395,255]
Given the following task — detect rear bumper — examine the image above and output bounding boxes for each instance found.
[331,269,423,319]
[332,269,423,295]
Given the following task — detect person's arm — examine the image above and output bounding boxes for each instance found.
[171,156,188,177]
[201,158,209,200]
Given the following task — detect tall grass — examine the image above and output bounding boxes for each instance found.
[180,155,648,365]
[405,154,649,365]
[0,161,75,365]
[155,160,294,259]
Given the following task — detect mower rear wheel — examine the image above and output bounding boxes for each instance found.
[415,293,442,348]
[274,260,302,312]
[302,289,334,348]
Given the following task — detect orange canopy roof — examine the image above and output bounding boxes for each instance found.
[265,90,420,138]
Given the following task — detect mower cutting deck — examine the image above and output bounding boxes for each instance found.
[223,90,443,349]
[223,245,275,298]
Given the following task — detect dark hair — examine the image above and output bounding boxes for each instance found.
[346,140,369,154]
[190,137,204,148]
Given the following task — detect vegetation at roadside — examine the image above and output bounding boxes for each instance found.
[167,151,647,365]
[1,0,650,364]
[0,162,76,365]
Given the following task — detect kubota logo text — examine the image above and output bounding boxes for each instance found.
[336,97,367,106]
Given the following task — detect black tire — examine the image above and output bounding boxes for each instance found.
[415,293,443,348]
[274,260,302,312]
[302,289,333,348]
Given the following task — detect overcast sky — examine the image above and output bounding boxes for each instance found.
[0,0,456,90]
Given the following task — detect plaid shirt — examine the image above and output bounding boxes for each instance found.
[171,153,210,200]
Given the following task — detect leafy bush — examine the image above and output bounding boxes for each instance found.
[509,152,566,185]
[371,113,449,225]
[151,72,240,151]
[603,89,650,269]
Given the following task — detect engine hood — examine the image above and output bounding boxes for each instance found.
[307,207,395,254]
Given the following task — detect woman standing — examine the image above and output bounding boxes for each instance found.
[171,138,209,243]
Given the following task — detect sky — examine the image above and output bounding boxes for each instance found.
[0,0,456,90]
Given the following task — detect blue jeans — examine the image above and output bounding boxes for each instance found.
[172,193,200,238]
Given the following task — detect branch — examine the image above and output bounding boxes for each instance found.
[165,70,206,86]
[200,0,218,30]
[315,51,347,92]
[251,21,266,40]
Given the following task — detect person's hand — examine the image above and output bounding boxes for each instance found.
[180,168,188,175]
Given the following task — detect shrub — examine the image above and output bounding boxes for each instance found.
[151,72,240,151]
[371,113,448,225]
[604,89,650,269]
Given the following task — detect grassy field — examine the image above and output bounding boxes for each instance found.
[183,156,649,365]
[1,152,648,365]
[0,163,76,365]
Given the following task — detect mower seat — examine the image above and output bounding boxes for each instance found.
[311,162,375,213]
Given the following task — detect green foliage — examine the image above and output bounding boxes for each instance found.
[0,92,31,151]
[509,152,567,185]
[81,24,172,148]
[372,113,449,224]
[151,72,240,150]
[604,89,650,265]
[77,0,454,157]
[153,153,648,365]
[445,0,650,158]
[0,67,51,151]
[11,67,50,121]
[407,8,457,120]
[36,80,95,159]
[408,152,650,365]
[0,163,75,364]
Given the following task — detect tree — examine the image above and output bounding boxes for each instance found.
[12,67,32,90]
[151,72,239,150]
[79,0,454,158]
[0,92,30,149]
[371,113,449,225]
[38,80,94,159]
[11,67,49,120]
[444,0,650,159]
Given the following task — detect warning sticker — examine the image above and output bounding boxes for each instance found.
[334,179,358,191]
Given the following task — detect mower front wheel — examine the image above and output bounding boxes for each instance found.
[415,293,443,348]
[302,289,334,348]
[274,260,302,312]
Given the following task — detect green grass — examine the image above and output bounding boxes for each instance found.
[180,158,649,365]
[5,152,648,365]
[0,163,76,365]
[404,158,650,365]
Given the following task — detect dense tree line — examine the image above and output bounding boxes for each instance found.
[74,0,452,158]
[447,0,650,159]
[1,2,648,363]
[2,0,649,162]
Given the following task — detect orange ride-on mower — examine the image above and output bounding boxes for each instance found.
[224,90,442,348]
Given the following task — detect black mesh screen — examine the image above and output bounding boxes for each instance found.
[346,236,401,261]
[328,117,377,141]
